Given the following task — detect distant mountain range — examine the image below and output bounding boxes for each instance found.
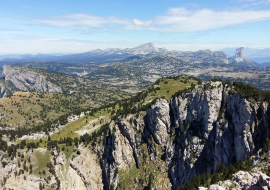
[1,43,270,69]
[0,53,69,60]
[0,42,228,69]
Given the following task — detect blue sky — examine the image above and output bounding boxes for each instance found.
[1,0,270,54]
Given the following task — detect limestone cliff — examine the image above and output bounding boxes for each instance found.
[0,79,18,97]
[229,47,259,67]
[98,81,270,189]
[3,65,62,94]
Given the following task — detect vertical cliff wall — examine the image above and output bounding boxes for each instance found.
[3,65,62,94]
[98,81,270,189]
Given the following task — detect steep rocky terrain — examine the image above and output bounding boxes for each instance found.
[1,77,270,190]
[229,47,259,67]
[94,80,270,189]
[199,171,270,190]
[3,65,62,93]
[0,79,18,97]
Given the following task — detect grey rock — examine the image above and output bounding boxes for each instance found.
[146,99,171,146]
[3,65,62,93]
[200,171,270,190]
[97,80,270,189]
[229,47,259,67]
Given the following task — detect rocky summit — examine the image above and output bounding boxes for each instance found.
[234,47,245,61]
[127,42,160,55]
[229,47,259,67]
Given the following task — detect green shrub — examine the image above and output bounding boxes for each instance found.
[230,184,236,188]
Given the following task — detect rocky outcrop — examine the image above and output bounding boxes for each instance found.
[146,99,171,146]
[0,81,8,97]
[0,150,17,181]
[229,47,259,67]
[70,145,103,190]
[167,81,270,188]
[99,120,137,189]
[3,65,62,93]
[200,171,270,190]
[235,47,245,61]
[0,79,18,97]
[99,81,270,189]
[117,115,143,168]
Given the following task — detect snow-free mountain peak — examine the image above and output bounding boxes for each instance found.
[128,42,159,55]
[229,47,259,67]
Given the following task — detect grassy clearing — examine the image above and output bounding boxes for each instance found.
[51,117,85,141]
[154,77,198,101]
[51,107,112,141]
[20,104,113,146]
[138,76,198,106]
[32,149,51,176]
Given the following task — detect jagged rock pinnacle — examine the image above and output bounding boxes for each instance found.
[234,47,245,62]
[229,47,258,67]
[235,47,245,58]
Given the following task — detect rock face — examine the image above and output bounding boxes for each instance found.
[70,145,103,190]
[201,171,270,190]
[229,47,259,67]
[98,81,270,189]
[3,65,62,93]
[99,117,143,189]
[234,47,245,61]
[146,99,171,146]
[0,79,18,97]
[128,42,160,55]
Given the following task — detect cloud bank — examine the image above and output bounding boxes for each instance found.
[34,7,270,33]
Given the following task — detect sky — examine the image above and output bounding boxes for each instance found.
[1,0,270,54]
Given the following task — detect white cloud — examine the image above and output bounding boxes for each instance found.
[132,19,152,27]
[33,7,270,33]
[34,14,124,29]
[149,7,270,32]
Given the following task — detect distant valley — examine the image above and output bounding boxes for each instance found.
[1,43,270,95]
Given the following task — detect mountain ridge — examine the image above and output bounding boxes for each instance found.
[0,42,228,66]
